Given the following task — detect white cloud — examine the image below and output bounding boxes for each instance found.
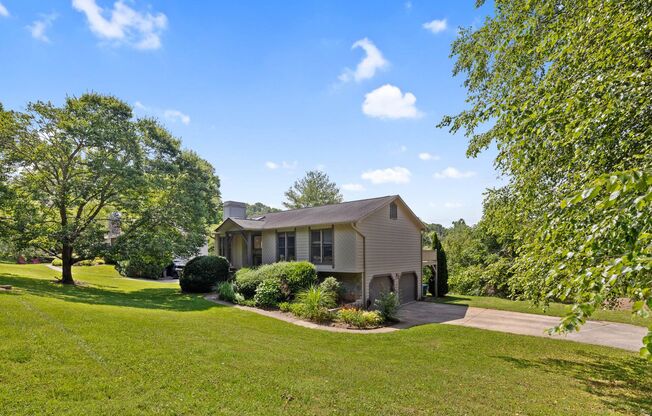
[404,1,412,10]
[433,167,476,179]
[72,0,168,50]
[342,183,365,192]
[361,167,411,184]
[0,3,9,17]
[265,161,297,170]
[27,13,58,43]
[134,101,190,125]
[362,84,422,119]
[339,38,388,83]
[163,109,190,125]
[418,152,440,161]
[423,19,447,34]
[444,201,464,208]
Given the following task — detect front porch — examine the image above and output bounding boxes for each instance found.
[215,221,264,269]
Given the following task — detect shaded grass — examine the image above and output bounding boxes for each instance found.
[0,264,650,415]
[430,294,651,327]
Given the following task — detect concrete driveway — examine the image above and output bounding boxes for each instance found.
[396,301,647,352]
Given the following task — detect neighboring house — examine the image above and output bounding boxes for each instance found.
[214,195,426,306]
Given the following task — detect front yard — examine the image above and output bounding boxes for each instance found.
[1,264,650,415]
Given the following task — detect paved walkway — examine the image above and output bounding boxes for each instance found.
[396,302,647,352]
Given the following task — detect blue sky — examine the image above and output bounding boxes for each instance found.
[0,0,501,225]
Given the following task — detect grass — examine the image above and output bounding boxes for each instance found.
[429,294,652,327]
[0,264,650,415]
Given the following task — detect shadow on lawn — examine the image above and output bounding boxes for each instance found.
[495,352,652,414]
[0,272,220,312]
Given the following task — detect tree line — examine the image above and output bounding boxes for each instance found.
[441,0,651,356]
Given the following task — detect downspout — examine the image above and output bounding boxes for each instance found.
[351,222,366,307]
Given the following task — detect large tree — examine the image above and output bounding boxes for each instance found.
[1,94,220,284]
[441,0,651,355]
[283,170,343,209]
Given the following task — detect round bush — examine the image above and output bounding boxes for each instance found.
[180,255,230,293]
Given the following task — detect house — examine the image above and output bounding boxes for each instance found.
[214,195,426,306]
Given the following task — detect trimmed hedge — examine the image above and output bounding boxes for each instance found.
[234,267,262,298]
[116,258,164,280]
[180,256,230,293]
[235,261,317,299]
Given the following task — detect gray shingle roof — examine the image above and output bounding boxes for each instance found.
[229,218,266,230]
[217,195,400,232]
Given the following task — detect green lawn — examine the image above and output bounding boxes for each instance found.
[429,294,652,327]
[1,264,650,415]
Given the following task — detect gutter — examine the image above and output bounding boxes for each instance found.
[351,222,366,307]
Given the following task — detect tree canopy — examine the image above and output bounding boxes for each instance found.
[441,0,651,356]
[1,94,220,283]
[283,170,343,209]
[246,202,281,218]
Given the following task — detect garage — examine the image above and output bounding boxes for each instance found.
[369,275,394,306]
[399,272,417,304]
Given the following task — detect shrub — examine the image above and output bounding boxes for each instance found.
[238,298,257,307]
[288,302,307,316]
[234,268,262,298]
[180,255,230,293]
[337,308,384,328]
[234,261,317,299]
[280,261,317,294]
[278,301,291,312]
[294,286,336,323]
[374,292,400,322]
[73,259,94,266]
[116,258,164,280]
[319,276,341,298]
[234,293,246,304]
[51,258,62,267]
[217,281,237,303]
[254,279,282,308]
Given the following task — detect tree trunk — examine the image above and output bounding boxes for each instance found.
[61,245,74,284]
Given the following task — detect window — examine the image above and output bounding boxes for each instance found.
[390,202,398,220]
[253,235,262,266]
[218,236,226,257]
[277,232,295,261]
[310,228,333,265]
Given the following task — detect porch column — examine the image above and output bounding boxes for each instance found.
[241,231,251,267]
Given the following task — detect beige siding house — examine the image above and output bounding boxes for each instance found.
[214,196,425,306]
